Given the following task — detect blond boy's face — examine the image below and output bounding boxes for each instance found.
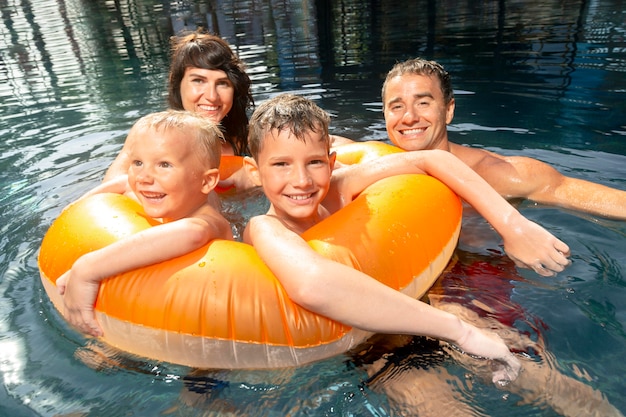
[128,127,217,221]
[249,128,334,227]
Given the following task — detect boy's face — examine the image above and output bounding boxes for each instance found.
[246,127,335,226]
[128,127,217,221]
[383,73,455,152]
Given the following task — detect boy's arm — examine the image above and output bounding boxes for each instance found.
[57,216,229,336]
[245,215,520,383]
[334,149,571,276]
[330,134,355,147]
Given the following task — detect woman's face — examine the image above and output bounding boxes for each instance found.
[180,67,234,123]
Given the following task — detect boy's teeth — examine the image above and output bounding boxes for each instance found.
[290,194,311,200]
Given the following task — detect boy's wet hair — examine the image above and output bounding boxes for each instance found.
[382,58,454,106]
[131,110,223,169]
[167,32,253,155]
[248,94,331,160]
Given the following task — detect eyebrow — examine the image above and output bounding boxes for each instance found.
[185,70,229,81]
[386,92,434,106]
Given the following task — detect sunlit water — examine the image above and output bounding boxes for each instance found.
[1,1,624,416]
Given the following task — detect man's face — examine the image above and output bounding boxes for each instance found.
[383,73,455,151]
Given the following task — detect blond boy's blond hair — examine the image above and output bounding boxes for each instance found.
[130,110,224,168]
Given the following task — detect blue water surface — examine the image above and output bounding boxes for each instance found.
[0,1,624,416]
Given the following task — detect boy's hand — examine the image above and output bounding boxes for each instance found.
[502,217,571,277]
[453,324,522,385]
[57,270,103,337]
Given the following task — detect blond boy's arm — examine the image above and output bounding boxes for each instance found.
[245,215,520,383]
[334,149,571,276]
[58,215,232,336]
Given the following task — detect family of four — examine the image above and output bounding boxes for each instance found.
[54,32,625,415]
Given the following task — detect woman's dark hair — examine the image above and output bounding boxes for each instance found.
[168,33,253,155]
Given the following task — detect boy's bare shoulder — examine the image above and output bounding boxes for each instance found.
[191,203,234,240]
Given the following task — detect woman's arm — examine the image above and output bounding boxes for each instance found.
[103,137,134,182]
[80,175,130,199]
[61,175,131,213]
[217,165,259,191]
[333,149,571,276]
[245,215,521,383]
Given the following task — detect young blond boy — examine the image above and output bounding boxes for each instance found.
[57,110,233,337]
[242,93,574,383]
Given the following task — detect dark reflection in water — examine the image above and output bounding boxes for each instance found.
[0,1,625,416]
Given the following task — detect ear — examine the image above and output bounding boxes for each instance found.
[328,151,337,171]
[242,156,263,186]
[201,168,221,194]
[445,98,456,125]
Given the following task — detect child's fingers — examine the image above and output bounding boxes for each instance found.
[64,308,103,337]
[555,240,571,258]
[491,353,521,386]
[56,274,68,295]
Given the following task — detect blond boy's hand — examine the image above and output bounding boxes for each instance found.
[57,270,103,337]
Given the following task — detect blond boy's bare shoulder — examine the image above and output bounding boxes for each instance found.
[193,203,234,240]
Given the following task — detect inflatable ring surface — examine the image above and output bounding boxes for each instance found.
[38,142,462,369]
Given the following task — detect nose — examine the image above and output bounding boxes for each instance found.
[402,105,419,124]
[135,166,154,184]
[292,165,312,188]
[202,82,218,101]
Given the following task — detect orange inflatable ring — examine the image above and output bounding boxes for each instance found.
[38,142,462,369]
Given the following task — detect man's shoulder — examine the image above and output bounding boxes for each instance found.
[448,142,505,169]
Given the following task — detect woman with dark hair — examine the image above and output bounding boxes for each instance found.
[167,33,253,156]
[103,32,254,183]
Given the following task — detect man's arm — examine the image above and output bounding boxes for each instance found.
[492,155,626,220]
[452,144,626,220]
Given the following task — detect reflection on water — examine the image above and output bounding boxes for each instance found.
[1,0,625,416]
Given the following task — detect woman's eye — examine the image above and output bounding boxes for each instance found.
[132,160,142,167]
